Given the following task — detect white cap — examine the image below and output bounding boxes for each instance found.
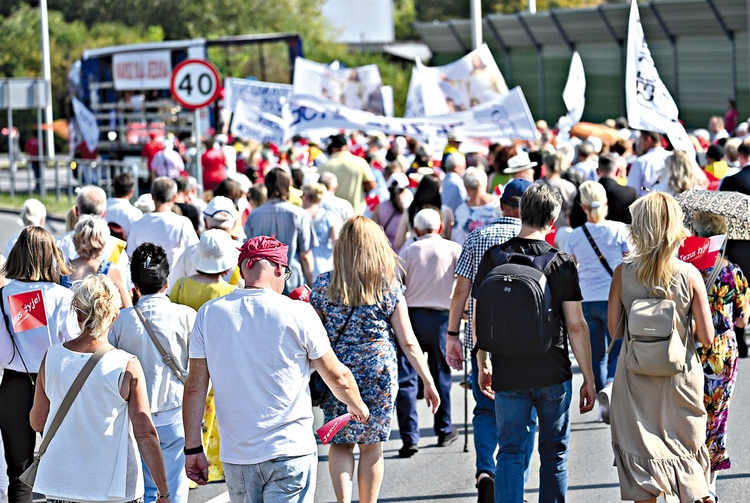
[191,229,240,274]
[387,172,409,190]
[203,196,237,223]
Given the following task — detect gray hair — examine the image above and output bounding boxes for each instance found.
[442,152,466,173]
[151,177,177,204]
[413,208,442,232]
[463,167,488,192]
[520,184,562,231]
[76,185,107,217]
[20,199,46,226]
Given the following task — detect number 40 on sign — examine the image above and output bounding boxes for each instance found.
[170,59,221,110]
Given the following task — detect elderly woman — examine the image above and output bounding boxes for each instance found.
[608,192,714,503]
[311,217,439,503]
[2,198,46,257]
[691,212,749,501]
[62,215,132,308]
[30,275,170,503]
[452,167,500,246]
[0,227,78,503]
[653,150,708,195]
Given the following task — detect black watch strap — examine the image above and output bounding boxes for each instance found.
[184,445,204,455]
[447,330,460,337]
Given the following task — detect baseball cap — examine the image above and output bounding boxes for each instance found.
[387,172,410,190]
[203,196,237,222]
[501,179,533,207]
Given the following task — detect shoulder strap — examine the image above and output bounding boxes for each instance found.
[135,306,186,384]
[330,307,355,351]
[382,207,400,231]
[581,224,614,277]
[704,244,726,292]
[37,344,111,458]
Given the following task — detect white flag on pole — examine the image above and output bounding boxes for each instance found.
[71,97,99,152]
[556,51,585,143]
[625,0,694,154]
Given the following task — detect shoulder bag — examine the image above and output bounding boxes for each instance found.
[20,344,111,487]
[310,307,355,406]
[581,224,614,277]
[135,306,186,384]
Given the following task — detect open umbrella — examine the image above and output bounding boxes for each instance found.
[675,189,750,240]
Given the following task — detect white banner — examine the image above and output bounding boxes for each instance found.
[293,58,386,115]
[231,100,286,145]
[71,97,99,152]
[557,51,586,143]
[112,50,171,91]
[224,78,292,116]
[626,0,694,154]
[285,87,536,142]
[405,44,509,117]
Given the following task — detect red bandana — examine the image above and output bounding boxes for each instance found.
[238,236,289,269]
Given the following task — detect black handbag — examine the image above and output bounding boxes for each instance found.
[310,307,355,406]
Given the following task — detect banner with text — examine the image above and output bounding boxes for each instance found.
[293,58,385,115]
[71,97,100,152]
[405,44,509,117]
[112,50,171,91]
[224,78,292,117]
[625,0,693,154]
[230,100,286,145]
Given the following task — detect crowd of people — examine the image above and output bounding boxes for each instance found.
[0,110,750,503]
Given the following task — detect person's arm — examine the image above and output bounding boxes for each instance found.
[362,179,377,194]
[688,267,715,346]
[608,265,625,341]
[733,266,750,329]
[29,354,49,432]
[441,207,454,241]
[311,350,369,421]
[475,349,494,400]
[562,301,596,414]
[446,275,471,371]
[182,358,210,486]
[393,212,409,250]
[125,357,170,501]
[300,250,314,286]
[390,301,440,413]
[108,267,132,309]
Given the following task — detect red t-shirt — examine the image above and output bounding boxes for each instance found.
[25,137,40,156]
[201,147,227,192]
[141,140,164,169]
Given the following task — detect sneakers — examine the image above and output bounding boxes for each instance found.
[597,385,612,425]
[398,443,419,458]
[476,475,494,503]
[437,430,458,447]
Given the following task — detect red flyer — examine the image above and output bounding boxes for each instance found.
[316,413,354,445]
[8,290,48,333]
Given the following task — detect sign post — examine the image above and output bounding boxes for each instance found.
[170,59,220,190]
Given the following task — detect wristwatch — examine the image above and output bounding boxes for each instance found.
[447,330,460,337]
[157,493,170,499]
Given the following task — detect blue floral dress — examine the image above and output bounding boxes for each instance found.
[311,272,403,444]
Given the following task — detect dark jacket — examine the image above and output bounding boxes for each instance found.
[569,177,639,228]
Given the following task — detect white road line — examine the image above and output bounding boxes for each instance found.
[203,491,230,503]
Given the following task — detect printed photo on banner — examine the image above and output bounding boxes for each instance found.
[8,290,48,333]
[293,57,386,115]
[405,44,509,117]
[224,77,292,117]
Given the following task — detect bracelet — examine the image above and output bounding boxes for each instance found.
[447,330,460,337]
[157,493,170,499]
[183,445,204,455]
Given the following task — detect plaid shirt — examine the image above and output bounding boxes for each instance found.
[455,216,522,351]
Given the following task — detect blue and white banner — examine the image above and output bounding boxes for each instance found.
[71,97,99,151]
[224,78,292,117]
[230,100,286,145]
[556,51,586,143]
[626,0,693,154]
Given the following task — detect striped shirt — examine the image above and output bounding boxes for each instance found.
[455,216,522,351]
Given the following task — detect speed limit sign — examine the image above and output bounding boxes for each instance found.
[170,59,221,110]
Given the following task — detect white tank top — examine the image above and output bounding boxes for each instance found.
[34,345,144,503]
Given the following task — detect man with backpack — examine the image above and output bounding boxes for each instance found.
[472,184,596,503]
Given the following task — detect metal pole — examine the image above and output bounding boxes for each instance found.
[7,83,15,198]
[529,0,536,15]
[40,0,55,158]
[470,0,482,50]
[37,82,46,197]
[194,108,203,191]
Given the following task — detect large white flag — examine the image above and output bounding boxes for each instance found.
[71,97,99,152]
[556,51,586,143]
[626,0,693,153]
[231,100,286,146]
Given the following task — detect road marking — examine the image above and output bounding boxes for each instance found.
[204,491,230,503]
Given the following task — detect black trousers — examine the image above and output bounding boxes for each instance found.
[0,370,37,503]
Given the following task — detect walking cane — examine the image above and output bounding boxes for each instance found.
[463,339,469,453]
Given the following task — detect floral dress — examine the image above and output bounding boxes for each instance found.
[310,272,403,444]
[452,200,501,246]
[698,261,750,471]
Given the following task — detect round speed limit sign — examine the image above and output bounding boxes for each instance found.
[170,59,221,110]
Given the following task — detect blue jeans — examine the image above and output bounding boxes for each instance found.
[582,301,621,392]
[223,453,317,503]
[396,309,453,443]
[471,355,536,480]
[143,418,190,503]
[494,379,572,503]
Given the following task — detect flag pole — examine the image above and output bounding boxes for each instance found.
[40,0,55,159]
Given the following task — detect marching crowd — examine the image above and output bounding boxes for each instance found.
[1,112,750,503]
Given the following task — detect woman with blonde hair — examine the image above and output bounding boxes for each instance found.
[62,215,132,307]
[311,216,439,503]
[654,150,709,195]
[608,192,715,503]
[30,275,171,503]
[564,181,630,422]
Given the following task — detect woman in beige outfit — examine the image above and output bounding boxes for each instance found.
[607,192,715,503]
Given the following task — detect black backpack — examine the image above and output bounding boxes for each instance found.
[474,249,560,357]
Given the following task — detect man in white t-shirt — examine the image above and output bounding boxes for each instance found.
[105,172,143,240]
[126,177,199,267]
[182,236,368,502]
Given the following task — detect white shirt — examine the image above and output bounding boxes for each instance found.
[190,288,330,464]
[106,198,143,240]
[222,145,237,176]
[571,159,599,182]
[0,281,78,373]
[126,211,199,266]
[2,233,20,258]
[167,242,241,294]
[627,146,671,196]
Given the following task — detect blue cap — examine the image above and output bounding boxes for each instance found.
[501,178,533,206]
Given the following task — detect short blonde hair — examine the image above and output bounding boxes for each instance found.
[665,150,703,194]
[72,275,122,337]
[2,226,70,282]
[328,216,399,306]
[73,215,110,260]
[579,181,608,222]
[301,183,327,204]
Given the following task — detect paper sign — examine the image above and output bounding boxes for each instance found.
[316,413,354,445]
[112,50,172,91]
[8,290,47,333]
[678,235,725,270]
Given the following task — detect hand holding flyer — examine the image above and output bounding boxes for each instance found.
[316,413,354,445]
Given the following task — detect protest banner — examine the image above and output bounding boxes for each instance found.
[678,235,725,270]
[71,97,100,151]
[556,51,586,143]
[230,100,286,145]
[405,44,509,117]
[284,87,536,142]
[293,57,386,115]
[224,77,292,116]
[625,0,694,154]
[112,50,171,91]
